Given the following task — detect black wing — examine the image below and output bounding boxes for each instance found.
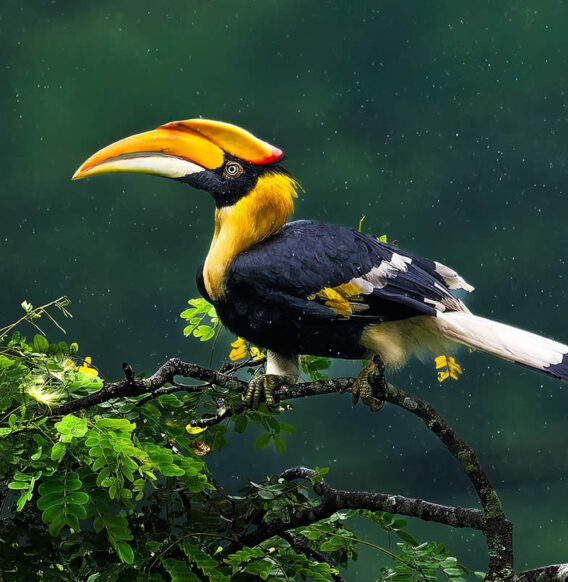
[217,220,473,357]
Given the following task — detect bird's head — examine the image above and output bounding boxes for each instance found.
[73,118,297,210]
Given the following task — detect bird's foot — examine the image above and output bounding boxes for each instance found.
[243,374,294,410]
[352,358,387,412]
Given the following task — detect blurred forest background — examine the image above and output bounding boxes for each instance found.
[2,1,568,576]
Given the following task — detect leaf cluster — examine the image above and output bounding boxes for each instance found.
[181,298,221,342]
[379,541,477,581]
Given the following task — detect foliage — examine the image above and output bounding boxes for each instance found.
[379,541,472,581]
[180,298,222,342]
[0,299,474,580]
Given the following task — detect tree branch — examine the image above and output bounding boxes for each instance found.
[50,356,566,580]
[222,465,485,558]
[52,358,246,415]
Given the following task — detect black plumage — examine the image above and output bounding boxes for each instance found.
[199,220,460,359]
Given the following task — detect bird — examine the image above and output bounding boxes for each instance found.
[73,118,568,408]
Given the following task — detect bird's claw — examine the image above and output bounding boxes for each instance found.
[243,374,291,410]
[352,360,386,412]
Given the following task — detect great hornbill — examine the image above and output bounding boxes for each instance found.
[73,118,568,408]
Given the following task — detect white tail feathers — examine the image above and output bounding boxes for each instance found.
[435,312,568,380]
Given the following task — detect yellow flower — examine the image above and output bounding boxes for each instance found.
[229,338,248,361]
[77,356,98,376]
[434,355,463,383]
[186,424,207,435]
[229,338,265,361]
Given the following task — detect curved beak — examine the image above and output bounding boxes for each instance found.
[72,125,225,181]
[72,118,283,181]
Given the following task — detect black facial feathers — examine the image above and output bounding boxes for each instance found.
[177,155,289,208]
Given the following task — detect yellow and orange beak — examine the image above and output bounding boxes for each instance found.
[72,118,283,181]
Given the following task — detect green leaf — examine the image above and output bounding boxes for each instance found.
[88,445,104,458]
[0,355,15,367]
[48,513,66,537]
[162,558,200,581]
[92,456,108,471]
[37,491,64,510]
[30,446,43,461]
[445,568,465,576]
[8,481,30,490]
[54,415,88,439]
[38,480,62,495]
[16,489,33,511]
[66,491,89,505]
[310,466,329,484]
[32,334,49,353]
[194,325,215,341]
[158,463,186,477]
[13,472,33,481]
[278,421,296,435]
[182,543,220,575]
[273,434,288,453]
[253,432,271,450]
[109,526,133,541]
[300,355,331,380]
[233,415,247,434]
[396,529,418,546]
[64,478,83,491]
[42,505,63,524]
[257,489,275,500]
[114,541,135,564]
[244,558,274,579]
[96,418,136,432]
[51,442,67,462]
[65,512,80,532]
[320,537,346,551]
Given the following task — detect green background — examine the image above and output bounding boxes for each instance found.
[2,1,568,576]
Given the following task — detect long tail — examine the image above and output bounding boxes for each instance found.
[435,312,568,381]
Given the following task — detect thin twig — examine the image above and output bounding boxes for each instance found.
[219,356,267,374]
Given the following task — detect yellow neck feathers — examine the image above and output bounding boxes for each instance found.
[203,172,299,300]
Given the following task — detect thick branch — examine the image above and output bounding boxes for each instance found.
[227,466,484,553]
[52,358,246,415]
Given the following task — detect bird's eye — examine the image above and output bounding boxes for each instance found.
[223,161,244,179]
